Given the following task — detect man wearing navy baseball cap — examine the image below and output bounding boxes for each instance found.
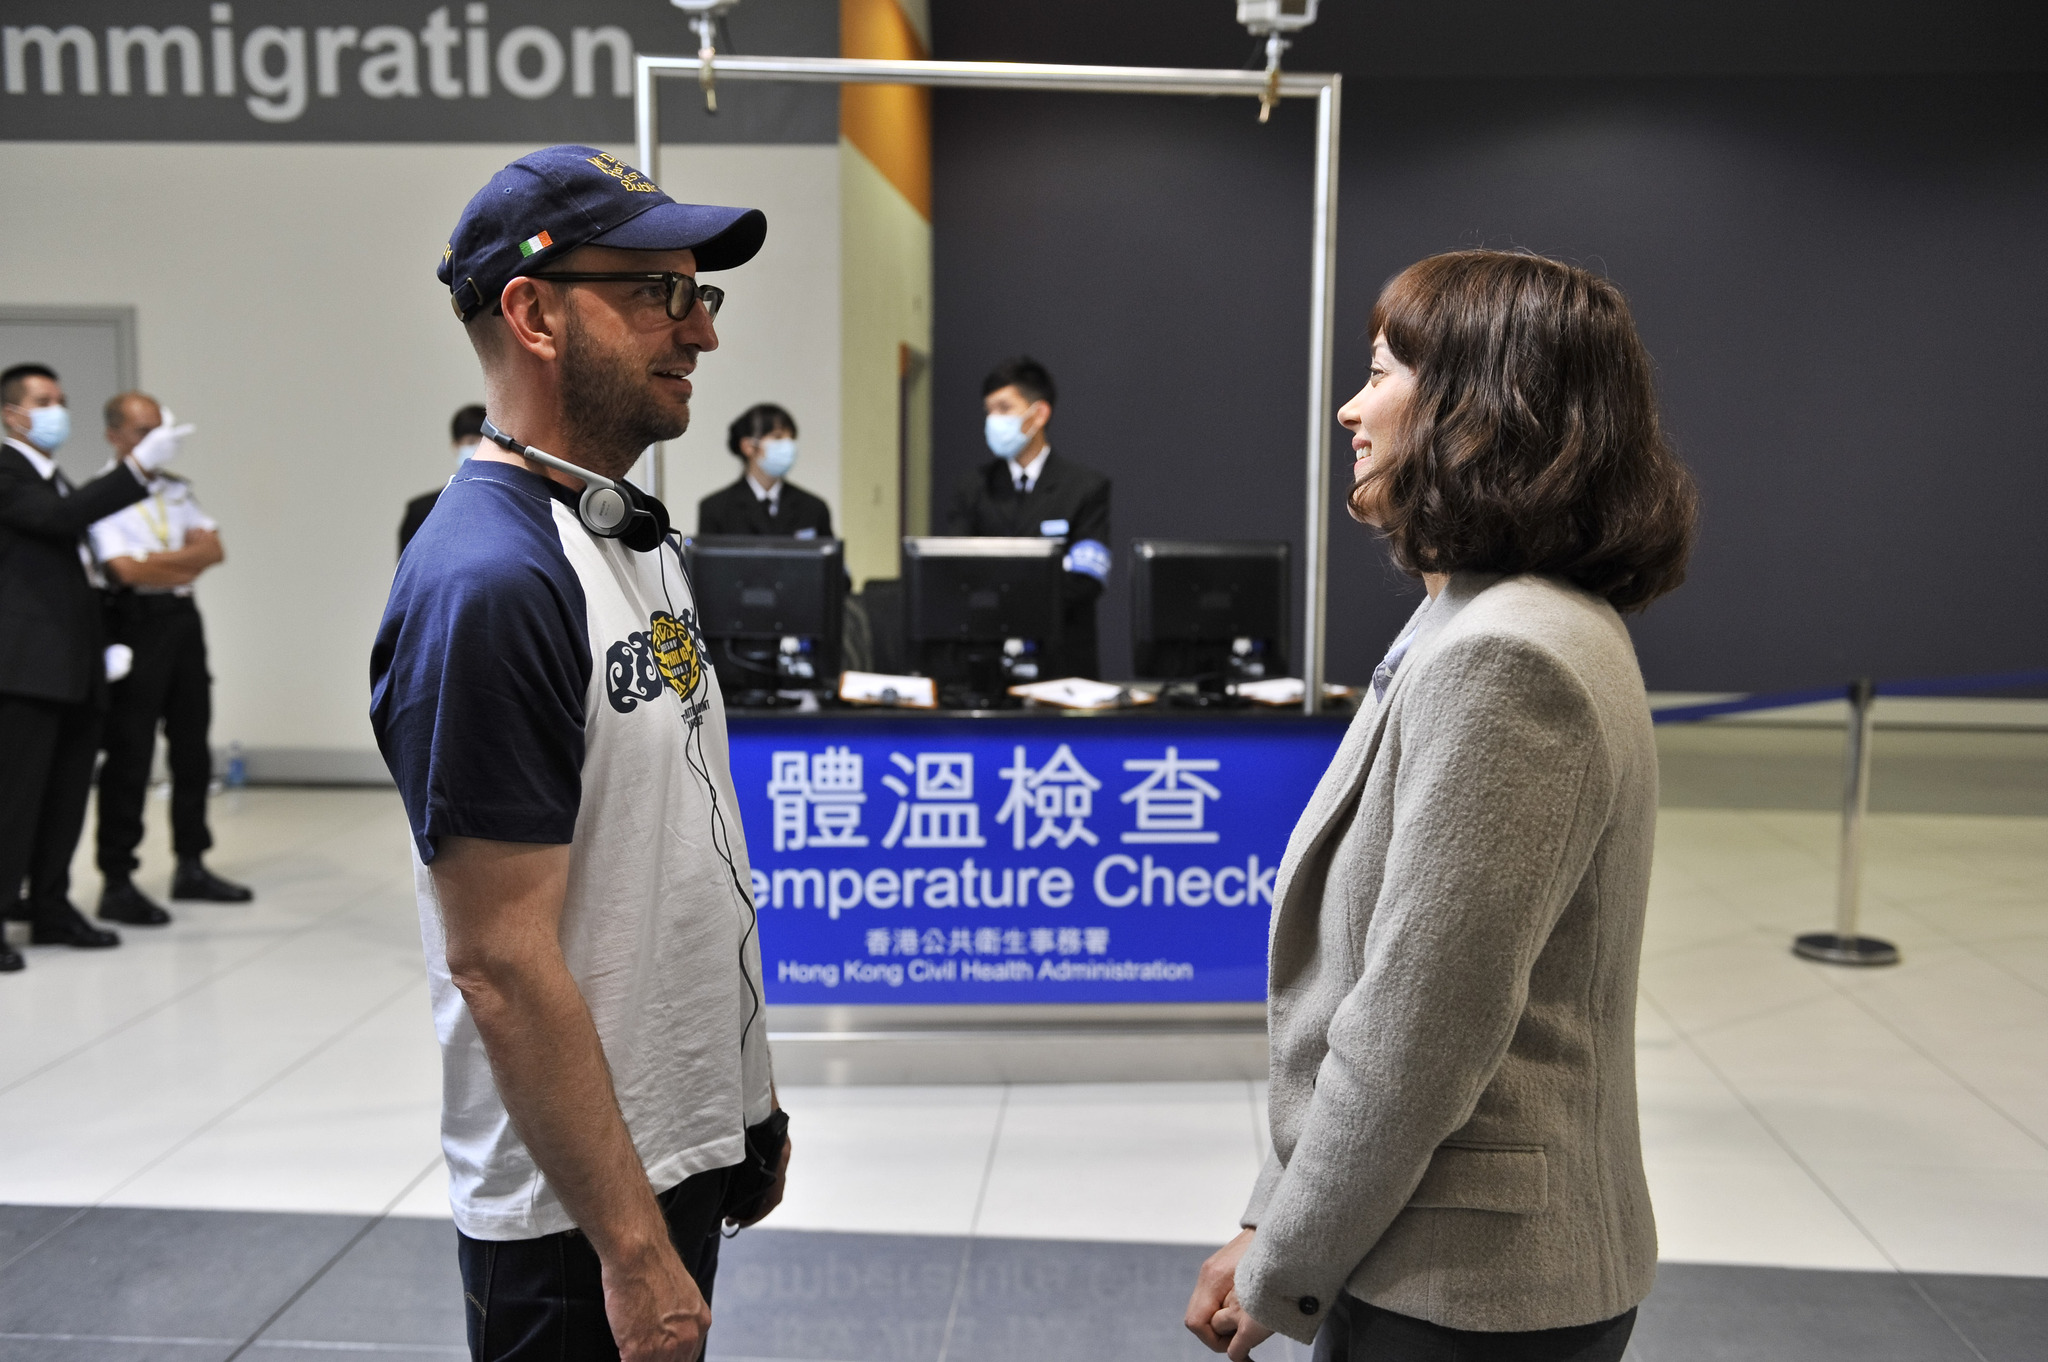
[373,146,787,1362]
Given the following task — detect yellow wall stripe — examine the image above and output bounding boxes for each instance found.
[840,0,931,220]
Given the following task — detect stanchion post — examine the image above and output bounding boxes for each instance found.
[1793,677,1900,966]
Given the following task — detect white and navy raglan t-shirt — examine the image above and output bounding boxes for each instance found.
[370,459,773,1241]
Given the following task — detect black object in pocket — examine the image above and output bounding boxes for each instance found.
[720,1108,790,1224]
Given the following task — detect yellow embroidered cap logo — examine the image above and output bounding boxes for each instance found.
[585,152,661,194]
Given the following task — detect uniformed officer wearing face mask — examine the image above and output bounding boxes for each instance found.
[698,402,834,538]
[942,355,1112,680]
[0,361,190,970]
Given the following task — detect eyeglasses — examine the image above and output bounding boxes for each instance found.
[522,271,725,323]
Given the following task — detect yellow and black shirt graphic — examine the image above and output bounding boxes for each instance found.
[607,608,711,727]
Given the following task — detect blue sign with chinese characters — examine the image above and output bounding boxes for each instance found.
[727,716,1348,1004]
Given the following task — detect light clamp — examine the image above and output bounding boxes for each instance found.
[1236,0,1321,122]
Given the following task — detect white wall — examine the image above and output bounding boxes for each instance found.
[0,140,839,771]
[651,144,841,539]
[837,138,932,586]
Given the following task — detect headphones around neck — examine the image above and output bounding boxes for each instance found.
[479,419,671,552]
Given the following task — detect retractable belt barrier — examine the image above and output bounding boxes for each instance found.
[1650,668,2048,968]
[1650,668,2048,726]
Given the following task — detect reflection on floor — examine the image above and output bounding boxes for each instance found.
[0,738,2041,1358]
[2,1209,2043,1361]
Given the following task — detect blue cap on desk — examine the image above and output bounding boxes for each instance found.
[438,144,767,321]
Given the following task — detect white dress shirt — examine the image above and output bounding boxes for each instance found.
[89,469,218,597]
[1011,445,1050,492]
[745,469,781,517]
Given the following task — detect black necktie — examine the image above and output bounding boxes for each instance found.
[51,468,72,495]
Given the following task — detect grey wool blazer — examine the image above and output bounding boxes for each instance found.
[1236,572,1659,1343]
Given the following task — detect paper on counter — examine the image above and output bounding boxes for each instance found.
[1228,677,1359,707]
[1007,677,1154,710]
[838,671,937,708]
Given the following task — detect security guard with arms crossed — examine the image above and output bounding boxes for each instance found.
[942,356,1112,679]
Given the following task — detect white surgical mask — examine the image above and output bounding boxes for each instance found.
[985,412,1030,460]
[23,404,70,452]
[759,437,798,479]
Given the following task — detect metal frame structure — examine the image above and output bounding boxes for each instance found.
[635,53,1343,712]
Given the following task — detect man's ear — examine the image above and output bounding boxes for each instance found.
[498,277,562,362]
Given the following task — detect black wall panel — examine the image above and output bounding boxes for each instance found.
[930,4,2048,691]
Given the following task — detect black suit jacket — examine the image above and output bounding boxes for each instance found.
[941,449,1112,679]
[399,488,441,559]
[0,441,149,705]
[697,476,834,538]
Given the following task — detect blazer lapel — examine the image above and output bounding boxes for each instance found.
[1264,578,1496,928]
[1028,451,1063,502]
[1267,677,1395,927]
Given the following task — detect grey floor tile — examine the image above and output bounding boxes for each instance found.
[6,1209,2045,1362]
[711,1228,966,1362]
[0,1204,86,1269]
[1911,1272,2048,1362]
[0,1206,370,1344]
[943,1237,1217,1362]
[250,1345,465,1358]
[1628,1263,1979,1362]
[0,1335,232,1361]
[255,1215,464,1349]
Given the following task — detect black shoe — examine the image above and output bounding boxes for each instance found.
[99,881,173,926]
[30,903,120,949]
[172,860,254,903]
[0,941,22,972]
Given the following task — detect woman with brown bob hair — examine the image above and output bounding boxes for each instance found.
[1187,251,1697,1362]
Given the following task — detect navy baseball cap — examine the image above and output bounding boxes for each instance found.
[438,145,767,321]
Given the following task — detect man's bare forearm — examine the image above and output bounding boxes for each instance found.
[107,531,220,588]
[184,529,225,567]
[108,554,205,588]
[432,838,671,1264]
[466,950,670,1260]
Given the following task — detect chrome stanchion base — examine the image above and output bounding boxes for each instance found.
[1793,932,1901,967]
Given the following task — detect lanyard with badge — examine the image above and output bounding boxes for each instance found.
[136,489,174,551]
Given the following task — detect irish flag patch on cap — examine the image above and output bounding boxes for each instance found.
[517,230,553,257]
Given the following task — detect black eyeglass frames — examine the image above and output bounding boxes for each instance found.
[523,271,725,322]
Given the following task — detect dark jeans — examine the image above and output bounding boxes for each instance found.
[98,596,213,876]
[1311,1293,1636,1362]
[0,694,103,919]
[457,1166,732,1361]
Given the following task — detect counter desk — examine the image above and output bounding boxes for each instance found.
[727,704,1350,1008]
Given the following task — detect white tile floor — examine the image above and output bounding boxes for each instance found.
[4,789,2044,1279]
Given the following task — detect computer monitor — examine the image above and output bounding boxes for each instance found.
[1131,539,1290,689]
[902,537,1064,705]
[684,535,843,702]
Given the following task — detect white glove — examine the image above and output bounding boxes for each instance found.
[130,408,195,473]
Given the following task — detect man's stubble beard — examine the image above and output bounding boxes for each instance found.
[558,307,691,482]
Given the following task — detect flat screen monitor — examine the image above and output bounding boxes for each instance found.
[1131,539,1290,684]
[903,537,1064,705]
[684,535,843,693]
[903,537,1064,644]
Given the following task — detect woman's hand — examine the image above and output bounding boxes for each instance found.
[1215,1288,1276,1362]
[1185,1228,1255,1352]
